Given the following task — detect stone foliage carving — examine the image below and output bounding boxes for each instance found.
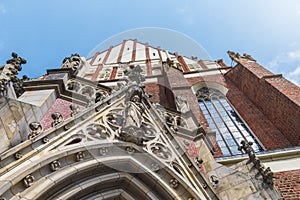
[51,112,63,127]
[170,178,179,189]
[28,122,43,139]
[50,160,61,171]
[70,104,80,116]
[14,152,23,160]
[99,147,108,155]
[164,113,187,133]
[76,151,85,162]
[23,174,35,187]
[238,140,255,161]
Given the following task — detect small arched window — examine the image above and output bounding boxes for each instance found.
[196,87,262,157]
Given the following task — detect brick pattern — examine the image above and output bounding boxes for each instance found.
[144,82,160,103]
[40,98,78,130]
[186,73,292,151]
[225,78,292,149]
[274,169,300,200]
[226,62,300,147]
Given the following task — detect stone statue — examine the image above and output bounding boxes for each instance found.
[61,53,81,72]
[0,52,27,97]
[124,65,145,85]
[227,51,256,63]
[175,95,190,113]
[238,140,256,161]
[6,52,27,71]
[262,167,274,185]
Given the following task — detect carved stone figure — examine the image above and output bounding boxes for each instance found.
[0,52,27,97]
[262,167,274,185]
[124,65,145,85]
[175,95,190,113]
[227,51,256,62]
[61,53,81,71]
[6,52,27,71]
[238,140,256,161]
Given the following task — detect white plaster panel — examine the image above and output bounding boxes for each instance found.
[93,51,108,65]
[106,44,122,64]
[264,157,300,172]
[160,50,168,61]
[149,47,160,60]
[183,57,196,64]
[135,42,146,61]
[184,70,222,78]
[204,60,220,69]
[121,40,134,63]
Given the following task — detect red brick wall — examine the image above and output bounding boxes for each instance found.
[274,169,300,200]
[226,61,300,146]
[187,73,292,151]
[144,82,160,103]
[225,78,291,149]
[40,98,77,130]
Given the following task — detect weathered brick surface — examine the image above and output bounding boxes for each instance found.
[187,73,292,151]
[40,98,75,130]
[274,169,300,200]
[144,82,160,103]
[226,61,300,146]
[226,78,292,149]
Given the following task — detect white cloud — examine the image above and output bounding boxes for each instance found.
[0,4,6,14]
[288,66,300,86]
[289,66,300,76]
[267,50,300,86]
[287,50,300,60]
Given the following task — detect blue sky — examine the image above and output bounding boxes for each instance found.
[0,0,300,85]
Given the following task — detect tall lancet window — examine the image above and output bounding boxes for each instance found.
[196,87,263,157]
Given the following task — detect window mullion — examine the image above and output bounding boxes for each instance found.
[216,98,248,142]
[210,98,240,148]
[201,100,233,156]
